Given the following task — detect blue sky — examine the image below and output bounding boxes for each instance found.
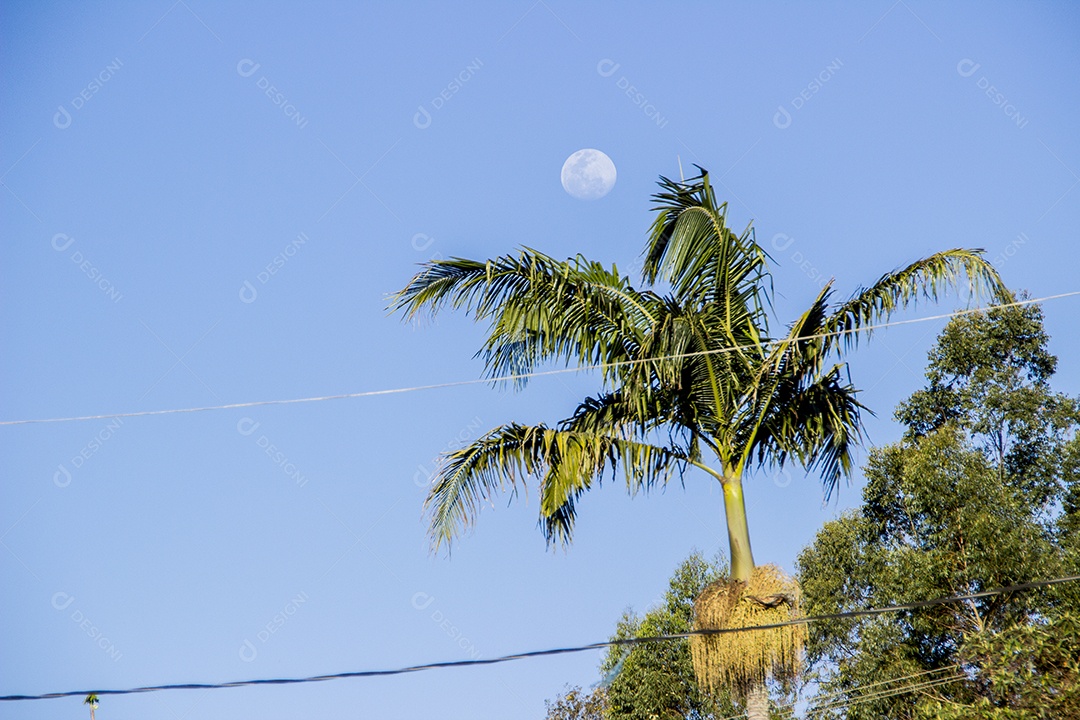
[2,2,1078,718]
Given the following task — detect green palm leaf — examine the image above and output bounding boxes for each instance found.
[391,248,654,386]
[821,249,1012,354]
[425,423,687,550]
[644,169,770,335]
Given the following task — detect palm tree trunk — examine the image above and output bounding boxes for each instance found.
[721,471,755,583]
[745,683,769,720]
[723,470,769,716]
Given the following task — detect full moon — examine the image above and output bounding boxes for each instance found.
[561,149,617,200]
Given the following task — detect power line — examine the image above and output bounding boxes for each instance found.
[715,665,966,720]
[2,575,1075,703]
[807,672,967,716]
[806,665,960,709]
[2,291,1077,428]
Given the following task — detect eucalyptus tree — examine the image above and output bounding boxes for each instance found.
[797,304,1080,719]
[392,170,1008,714]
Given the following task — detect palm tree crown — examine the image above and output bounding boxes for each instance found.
[392,169,1009,578]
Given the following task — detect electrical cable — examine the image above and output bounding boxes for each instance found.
[713,666,966,720]
[2,291,1077,427]
[803,665,962,711]
[2,574,1075,703]
[808,672,966,713]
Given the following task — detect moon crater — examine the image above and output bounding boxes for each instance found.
[561,149,616,200]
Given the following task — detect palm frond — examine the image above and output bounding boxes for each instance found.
[642,166,715,284]
[391,248,655,386]
[424,423,687,551]
[561,391,649,436]
[734,250,1006,489]
[537,428,685,545]
[750,364,867,499]
[559,387,706,458]
[759,284,836,385]
[643,171,771,337]
[629,297,762,437]
[821,249,1012,354]
[727,288,864,490]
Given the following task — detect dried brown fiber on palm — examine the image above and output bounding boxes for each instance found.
[690,564,805,696]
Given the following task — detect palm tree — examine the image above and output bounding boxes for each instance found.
[391,169,1008,716]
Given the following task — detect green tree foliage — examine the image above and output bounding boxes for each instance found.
[603,553,741,720]
[921,611,1080,719]
[544,685,608,720]
[545,552,744,720]
[797,304,1080,718]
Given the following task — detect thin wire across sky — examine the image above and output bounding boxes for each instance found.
[3,291,1077,427]
[3,574,1075,703]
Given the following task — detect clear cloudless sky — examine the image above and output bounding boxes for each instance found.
[2,2,1078,718]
